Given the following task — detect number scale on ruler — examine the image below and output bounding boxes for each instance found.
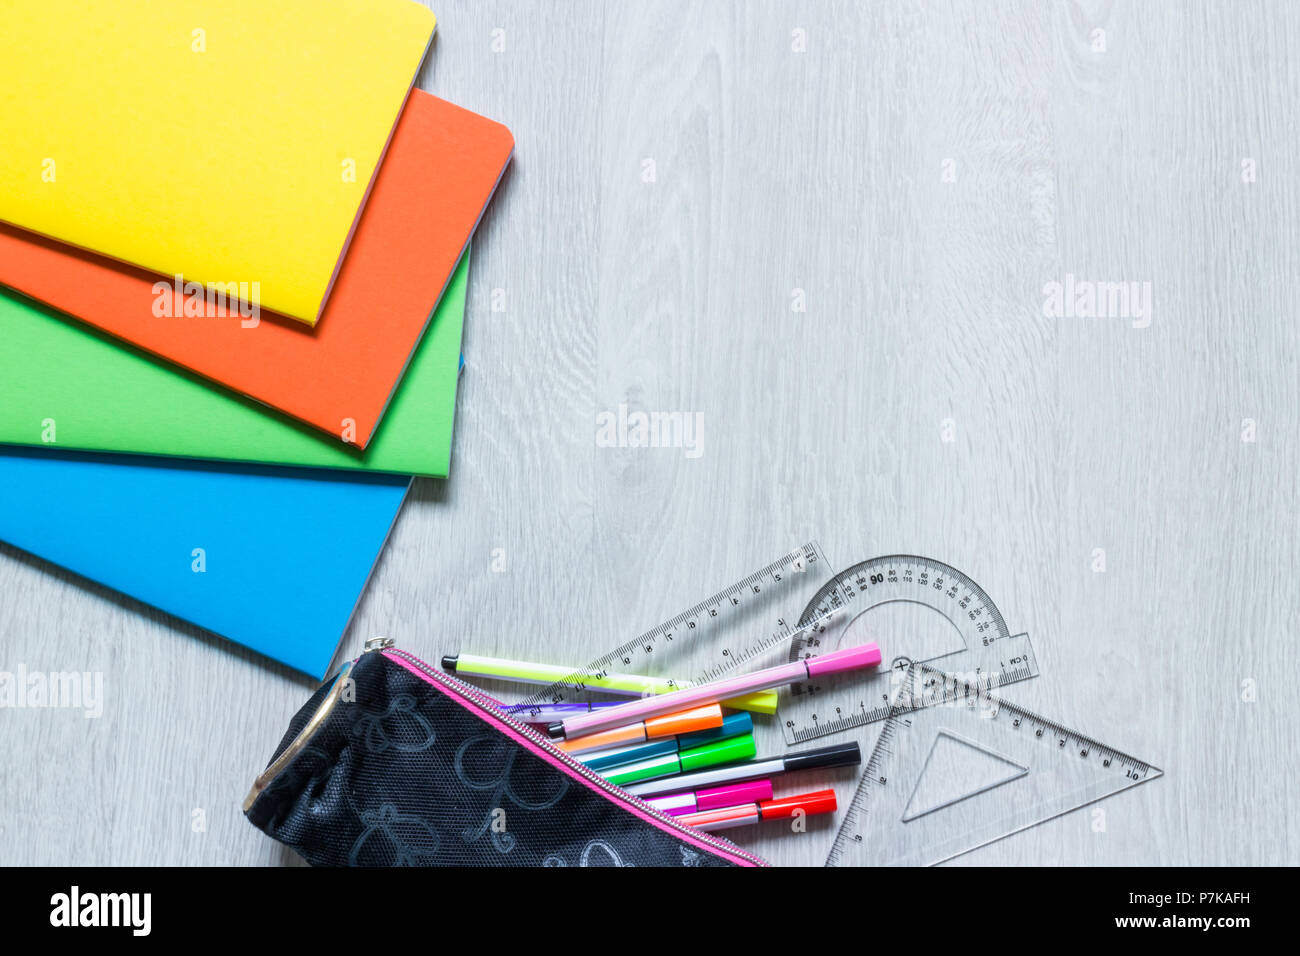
[781,555,1040,744]
[825,662,1162,866]
[515,542,835,713]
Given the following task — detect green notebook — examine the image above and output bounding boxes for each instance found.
[0,255,468,478]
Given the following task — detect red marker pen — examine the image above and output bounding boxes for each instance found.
[676,788,838,832]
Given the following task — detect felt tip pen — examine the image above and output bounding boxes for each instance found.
[677,788,838,832]
[643,779,774,817]
[441,652,778,714]
[621,741,862,799]
[546,644,883,740]
[557,703,723,756]
[601,734,756,787]
[580,712,753,772]
[582,737,678,772]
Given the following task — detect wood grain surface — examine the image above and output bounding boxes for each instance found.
[1,0,1296,867]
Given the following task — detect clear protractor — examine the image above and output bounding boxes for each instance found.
[775,555,1034,744]
[792,555,1012,680]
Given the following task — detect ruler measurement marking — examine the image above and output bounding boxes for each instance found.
[784,557,1038,744]
[516,544,823,710]
[833,662,1160,852]
[829,671,1161,866]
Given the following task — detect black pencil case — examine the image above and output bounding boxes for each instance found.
[243,639,766,867]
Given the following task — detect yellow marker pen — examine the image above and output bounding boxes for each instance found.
[440,652,778,714]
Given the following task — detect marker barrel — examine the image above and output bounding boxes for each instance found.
[678,804,759,831]
[582,739,677,772]
[697,779,774,813]
[602,734,756,787]
[579,713,754,772]
[558,703,723,756]
[678,789,838,832]
[444,653,778,714]
[623,742,861,799]
[548,644,881,739]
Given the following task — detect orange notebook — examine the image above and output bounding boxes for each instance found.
[0,91,513,448]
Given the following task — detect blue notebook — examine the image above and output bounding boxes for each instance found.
[0,447,410,676]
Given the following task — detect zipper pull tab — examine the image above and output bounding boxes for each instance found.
[363,636,396,653]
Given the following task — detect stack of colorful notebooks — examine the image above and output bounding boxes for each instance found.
[0,1,512,677]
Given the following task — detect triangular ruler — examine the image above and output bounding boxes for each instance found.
[826,664,1162,866]
[900,731,1028,822]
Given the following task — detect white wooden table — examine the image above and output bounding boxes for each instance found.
[2,0,1295,867]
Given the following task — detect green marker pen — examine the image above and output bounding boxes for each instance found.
[601,733,757,787]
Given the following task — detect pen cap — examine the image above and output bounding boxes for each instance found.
[679,733,757,773]
[644,703,724,739]
[782,741,861,773]
[804,643,882,678]
[695,778,774,813]
[676,711,753,751]
[759,789,838,821]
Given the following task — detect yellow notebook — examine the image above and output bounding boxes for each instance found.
[0,0,435,325]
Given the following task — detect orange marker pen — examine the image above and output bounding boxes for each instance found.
[556,703,724,756]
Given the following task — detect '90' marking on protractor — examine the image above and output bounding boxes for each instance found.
[781,555,1040,744]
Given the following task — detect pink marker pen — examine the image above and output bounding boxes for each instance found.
[643,779,775,817]
[546,643,883,740]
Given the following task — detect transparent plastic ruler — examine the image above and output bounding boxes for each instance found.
[781,555,1039,744]
[826,662,1162,866]
[512,542,837,717]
